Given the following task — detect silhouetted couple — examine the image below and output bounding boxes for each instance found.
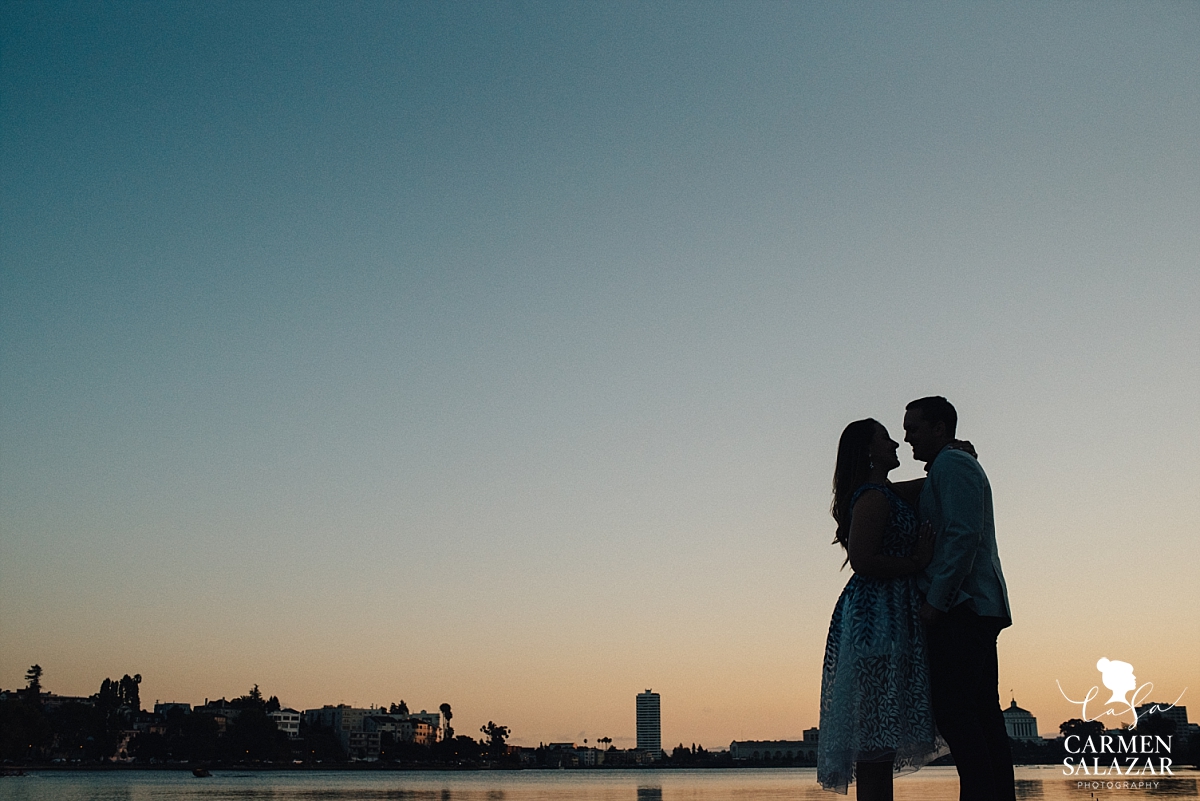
[817,396,1014,801]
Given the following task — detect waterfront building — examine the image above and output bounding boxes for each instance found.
[40,693,95,710]
[407,709,443,740]
[730,729,819,762]
[304,704,372,734]
[304,705,377,754]
[364,714,438,745]
[194,699,243,733]
[576,746,605,766]
[636,689,662,758]
[307,705,442,755]
[269,707,302,739]
[153,702,192,716]
[1002,698,1042,742]
[1134,702,1189,735]
[345,729,382,761]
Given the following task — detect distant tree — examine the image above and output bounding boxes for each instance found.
[480,721,510,759]
[0,694,51,760]
[1008,735,1058,766]
[1059,718,1104,741]
[228,685,286,713]
[128,706,216,764]
[47,698,107,762]
[96,674,142,713]
[436,733,483,763]
[24,664,44,701]
[86,674,140,759]
[440,703,453,739]
[298,718,346,763]
[120,674,142,712]
[226,707,291,762]
[230,684,266,711]
[390,700,410,715]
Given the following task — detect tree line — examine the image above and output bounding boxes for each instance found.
[0,665,502,766]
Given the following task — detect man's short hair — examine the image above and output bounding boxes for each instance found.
[906,396,957,437]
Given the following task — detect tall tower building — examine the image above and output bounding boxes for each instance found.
[636,689,661,757]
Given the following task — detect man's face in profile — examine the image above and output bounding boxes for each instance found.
[903,409,944,464]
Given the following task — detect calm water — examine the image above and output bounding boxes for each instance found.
[1,767,1196,801]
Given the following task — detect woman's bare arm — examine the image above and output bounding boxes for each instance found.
[889,477,925,507]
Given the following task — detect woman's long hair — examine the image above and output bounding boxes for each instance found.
[831,418,878,554]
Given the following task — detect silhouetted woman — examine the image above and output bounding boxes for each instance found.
[817,419,946,799]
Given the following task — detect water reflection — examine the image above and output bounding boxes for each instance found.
[1052,777,1197,798]
[186,789,477,800]
[1014,778,1043,799]
[2,769,1198,801]
[1139,778,1195,796]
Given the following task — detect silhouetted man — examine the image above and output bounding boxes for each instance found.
[904,396,1014,801]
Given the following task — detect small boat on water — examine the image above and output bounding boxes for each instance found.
[192,768,212,778]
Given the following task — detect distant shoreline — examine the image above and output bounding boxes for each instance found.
[3,761,1079,773]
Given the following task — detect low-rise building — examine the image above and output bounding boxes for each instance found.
[304,705,373,735]
[193,699,243,734]
[406,710,442,740]
[270,708,302,739]
[346,730,382,760]
[729,731,818,763]
[41,694,95,710]
[575,746,605,766]
[364,714,438,745]
[305,706,377,754]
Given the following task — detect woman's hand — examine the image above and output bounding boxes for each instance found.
[949,439,978,458]
[913,521,935,572]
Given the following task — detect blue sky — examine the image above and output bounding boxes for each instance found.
[3,1,1198,746]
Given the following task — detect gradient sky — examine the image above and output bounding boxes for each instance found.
[2,1,1198,748]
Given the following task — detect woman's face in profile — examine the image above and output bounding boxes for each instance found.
[1098,658,1137,704]
[870,424,901,473]
[1107,668,1136,700]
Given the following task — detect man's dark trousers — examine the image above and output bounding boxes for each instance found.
[926,603,1015,801]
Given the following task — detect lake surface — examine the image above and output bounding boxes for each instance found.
[1,767,1197,801]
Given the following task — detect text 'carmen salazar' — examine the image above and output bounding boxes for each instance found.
[1062,734,1174,777]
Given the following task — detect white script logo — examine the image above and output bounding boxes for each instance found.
[1055,657,1186,779]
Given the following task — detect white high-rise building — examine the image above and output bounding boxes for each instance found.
[636,689,661,758]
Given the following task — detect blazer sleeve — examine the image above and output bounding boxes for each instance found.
[925,453,986,612]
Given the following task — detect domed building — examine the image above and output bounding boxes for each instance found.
[1002,698,1042,742]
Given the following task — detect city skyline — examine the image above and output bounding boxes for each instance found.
[6,664,1187,750]
[2,2,1198,750]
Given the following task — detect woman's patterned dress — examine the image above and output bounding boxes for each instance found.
[817,483,947,793]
